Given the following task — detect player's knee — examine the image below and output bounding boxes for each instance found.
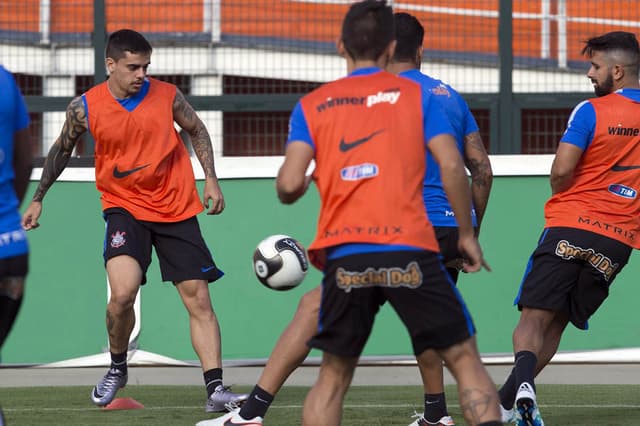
[437,337,480,367]
[514,308,552,342]
[416,348,442,369]
[297,287,321,317]
[182,293,215,319]
[108,291,137,312]
[318,357,357,392]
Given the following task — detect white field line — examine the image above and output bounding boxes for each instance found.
[4,402,640,413]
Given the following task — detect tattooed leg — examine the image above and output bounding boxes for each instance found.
[433,337,502,425]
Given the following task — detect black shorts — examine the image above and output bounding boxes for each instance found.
[434,226,461,283]
[0,254,29,278]
[308,250,475,358]
[516,227,632,329]
[103,208,223,285]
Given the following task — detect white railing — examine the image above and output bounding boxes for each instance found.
[294,0,640,69]
[33,0,640,69]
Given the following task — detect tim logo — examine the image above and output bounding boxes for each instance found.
[110,230,127,248]
[341,163,378,181]
[608,184,637,199]
[336,261,423,292]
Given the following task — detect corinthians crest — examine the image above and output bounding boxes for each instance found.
[110,230,127,248]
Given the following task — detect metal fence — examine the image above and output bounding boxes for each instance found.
[1,0,639,163]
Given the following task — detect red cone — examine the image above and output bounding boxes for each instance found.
[102,397,145,410]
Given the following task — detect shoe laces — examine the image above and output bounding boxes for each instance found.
[102,368,124,383]
[100,369,124,387]
[409,411,430,426]
[225,400,242,411]
[213,385,233,395]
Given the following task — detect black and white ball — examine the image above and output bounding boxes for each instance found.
[253,234,309,291]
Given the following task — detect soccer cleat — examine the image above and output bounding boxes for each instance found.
[515,382,544,426]
[408,412,455,426]
[205,385,250,413]
[433,416,455,426]
[0,406,5,426]
[500,403,516,423]
[195,408,263,425]
[90,368,128,406]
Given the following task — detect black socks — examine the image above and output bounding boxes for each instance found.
[500,350,538,409]
[238,385,274,419]
[423,392,448,423]
[204,368,223,398]
[110,350,127,375]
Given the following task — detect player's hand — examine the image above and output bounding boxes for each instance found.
[22,201,43,230]
[203,177,225,215]
[457,234,491,273]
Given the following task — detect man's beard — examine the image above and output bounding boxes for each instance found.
[594,74,614,97]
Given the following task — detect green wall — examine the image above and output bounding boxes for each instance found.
[3,177,639,364]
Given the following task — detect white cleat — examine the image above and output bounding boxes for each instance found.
[196,408,264,426]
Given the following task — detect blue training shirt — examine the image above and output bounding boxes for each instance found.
[399,69,479,228]
[82,78,151,132]
[560,88,640,150]
[0,65,30,258]
[287,67,456,260]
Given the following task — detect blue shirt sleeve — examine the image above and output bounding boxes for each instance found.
[559,100,594,150]
[422,90,455,144]
[286,101,314,150]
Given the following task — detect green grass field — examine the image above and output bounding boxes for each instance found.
[1,384,639,425]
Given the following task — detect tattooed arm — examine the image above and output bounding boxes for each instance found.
[172,88,225,215]
[22,96,87,230]
[463,131,493,232]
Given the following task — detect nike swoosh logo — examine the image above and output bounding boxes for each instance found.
[201,266,216,273]
[611,164,640,171]
[113,164,150,178]
[223,420,262,426]
[339,129,385,152]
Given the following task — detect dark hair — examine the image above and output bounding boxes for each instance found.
[106,29,153,61]
[582,31,640,69]
[392,12,424,62]
[341,0,394,61]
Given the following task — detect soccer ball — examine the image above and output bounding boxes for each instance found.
[253,234,309,291]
